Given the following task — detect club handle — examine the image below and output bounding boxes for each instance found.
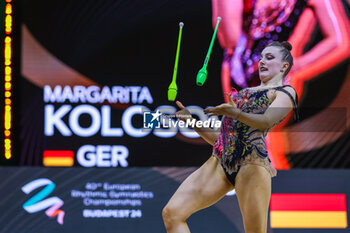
[203,17,221,66]
[172,22,184,83]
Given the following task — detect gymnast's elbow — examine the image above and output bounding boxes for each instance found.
[255,116,272,131]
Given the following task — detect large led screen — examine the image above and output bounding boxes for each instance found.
[17,0,350,168]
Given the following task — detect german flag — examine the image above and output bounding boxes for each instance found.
[43,150,74,167]
[270,194,347,228]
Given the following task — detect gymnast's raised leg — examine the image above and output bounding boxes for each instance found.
[162,156,233,233]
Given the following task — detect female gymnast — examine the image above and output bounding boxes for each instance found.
[212,0,350,169]
[162,41,298,233]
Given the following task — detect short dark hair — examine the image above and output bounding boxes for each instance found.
[266,41,293,77]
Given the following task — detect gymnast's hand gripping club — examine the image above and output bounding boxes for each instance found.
[168,22,184,101]
[196,17,222,86]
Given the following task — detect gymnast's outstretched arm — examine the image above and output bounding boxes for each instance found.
[175,101,220,146]
[205,87,296,131]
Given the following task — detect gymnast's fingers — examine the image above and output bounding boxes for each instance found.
[176,101,185,110]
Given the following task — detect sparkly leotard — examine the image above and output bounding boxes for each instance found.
[212,85,298,177]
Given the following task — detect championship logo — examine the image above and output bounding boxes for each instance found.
[21,178,65,225]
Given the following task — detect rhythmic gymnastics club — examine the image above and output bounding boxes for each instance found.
[168,22,184,101]
[196,17,222,86]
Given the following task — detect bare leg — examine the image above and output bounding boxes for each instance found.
[235,164,271,233]
[162,156,234,233]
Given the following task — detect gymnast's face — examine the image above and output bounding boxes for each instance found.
[258,46,286,82]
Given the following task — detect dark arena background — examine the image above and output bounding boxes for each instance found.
[1,0,350,232]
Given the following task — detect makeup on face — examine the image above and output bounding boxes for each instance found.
[258,47,284,80]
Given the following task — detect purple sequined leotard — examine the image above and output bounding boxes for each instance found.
[212,85,298,177]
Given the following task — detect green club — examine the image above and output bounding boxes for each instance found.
[196,17,222,86]
[168,22,184,101]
